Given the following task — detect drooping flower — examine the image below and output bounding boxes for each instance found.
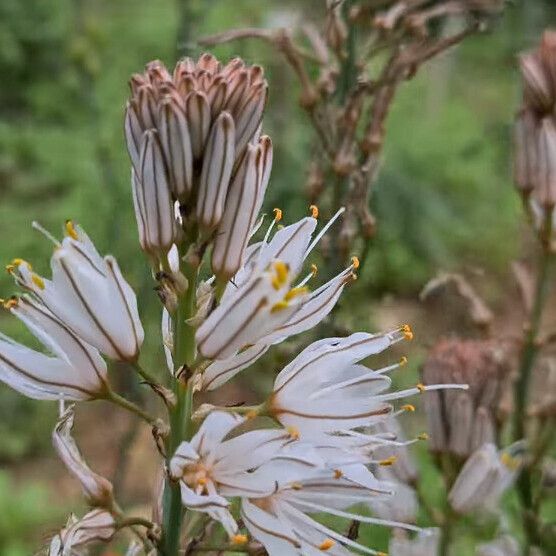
[53,406,114,508]
[48,510,115,556]
[448,443,520,514]
[196,210,356,361]
[0,295,107,401]
[169,411,297,535]
[9,222,144,362]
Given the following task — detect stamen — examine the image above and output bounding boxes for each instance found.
[5,264,15,274]
[418,432,429,441]
[291,481,303,490]
[334,469,343,479]
[416,383,426,393]
[319,539,335,551]
[273,207,283,221]
[305,207,346,258]
[246,409,258,420]
[286,426,300,440]
[12,258,31,269]
[31,274,46,290]
[65,220,79,240]
[309,204,319,218]
[271,300,289,313]
[401,404,415,412]
[311,263,318,276]
[402,324,413,340]
[2,297,18,310]
[351,256,360,269]
[379,456,397,466]
[501,452,519,470]
[231,534,248,545]
[284,286,309,301]
[295,271,315,288]
[400,356,408,366]
[270,260,289,290]
[197,477,208,486]
[32,221,61,246]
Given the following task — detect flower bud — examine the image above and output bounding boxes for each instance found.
[514,109,539,194]
[422,339,509,457]
[536,116,556,208]
[519,53,553,114]
[132,130,178,257]
[448,443,519,514]
[53,407,114,508]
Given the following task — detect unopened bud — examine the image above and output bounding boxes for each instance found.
[536,116,556,209]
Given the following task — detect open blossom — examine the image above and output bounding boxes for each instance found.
[9,222,144,361]
[0,295,107,401]
[448,443,520,514]
[53,407,114,508]
[48,510,115,556]
[241,445,421,556]
[266,330,466,436]
[169,411,297,535]
[197,210,356,362]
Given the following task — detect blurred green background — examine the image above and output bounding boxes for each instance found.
[0,0,555,554]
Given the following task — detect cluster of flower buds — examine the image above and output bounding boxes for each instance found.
[515,31,556,242]
[125,55,271,279]
[422,338,509,458]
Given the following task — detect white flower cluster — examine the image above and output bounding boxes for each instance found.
[0,54,467,556]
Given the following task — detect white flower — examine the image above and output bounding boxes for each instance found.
[448,443,520,514]
[0,296,107,401]
[241,447,420,556]
[10,222,144,361]
[267,330,463,436]
[49,510,115,556]
[196,210,355,361]
[388,528,440,556]
[132,129,177,256]
[53,406,114,507]
[169,411,297,535]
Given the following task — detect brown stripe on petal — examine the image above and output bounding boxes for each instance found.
[242,508,301,549]
[185,91,210,160]
[197,111,235,230]
[137,85,157,129]
[124,101,144,172]
[272,405,391,421]
[224,70,249,117]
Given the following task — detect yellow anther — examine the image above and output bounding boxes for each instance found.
[12,258,30,269]
[501,452,519,470]
[65,220,79,240]
[311,263,318,276]
[2,297,18,310]
[271,300,290,313]
[377,552,388,556]
[351,256,360,269]
[284,286,309,301]
[402,324,413,340]
[291,482,303,490]
[334,469,343,479]
[197,477,208,486]
[349,272,358,282]
[246,409,258,420]
[277,224,284,230]
[231,534,248,545]
[271,261,289,290]
[5,264,15,274]
[31,274,45,290]
[401,404,415,412]
[416,383,426,393]
[273,208,283,222]
[418,432,429,441]
[319,539,335,551]
[286,426,300,440]
[400,356,408,366]
[309,204,319,218]
[379,456,397,467]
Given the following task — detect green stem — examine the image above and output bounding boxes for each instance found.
[162,262,198,556]
[133,361,161,386]
[105,388,157,425]
[512,245,554,554]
